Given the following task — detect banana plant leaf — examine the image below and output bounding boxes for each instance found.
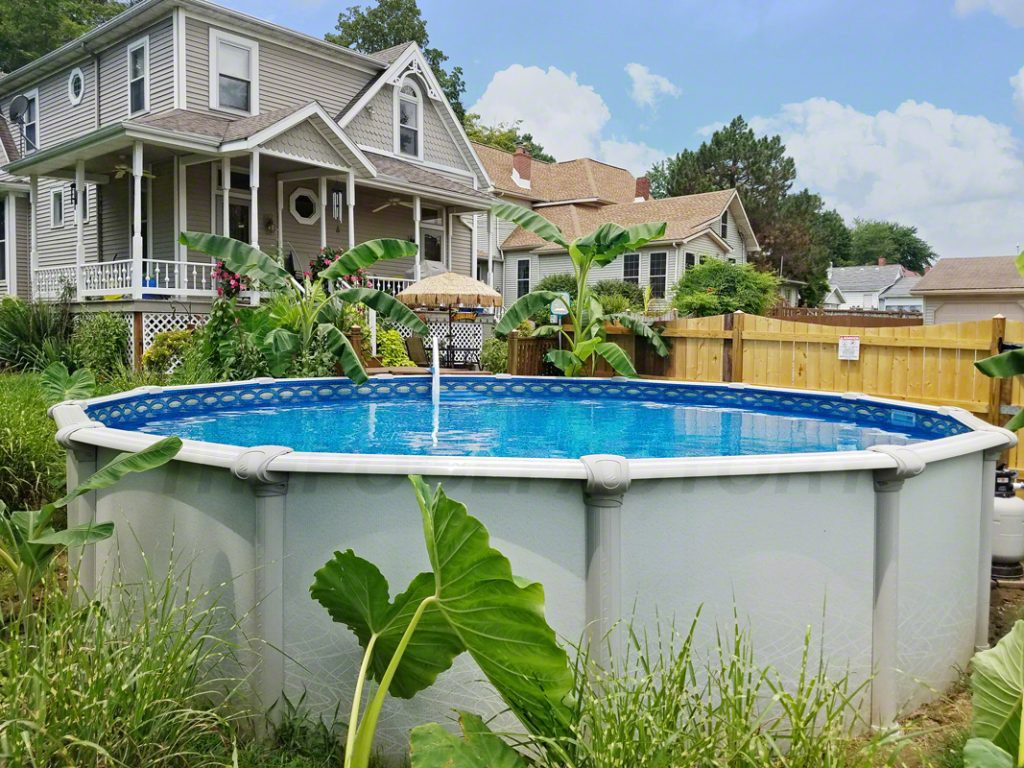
[494,291,563,337]
[321,239,419,278]
[595,341,637,377]
[333,287,429,335]
[310,550,463,699]
[30,522,115,547]
[410,476,574,738]
[546,348,582,375]
[964,738,1015,768]
[39,362,96,405]
[258,327,300,377]
[319,324,369,384]
[970,620,1024,762]
[410,712,528,768]
[492,203,568,248]
[575,222,667,266]
[977,350,1024,379]
[179,231,293,290]
[613,314,669,356]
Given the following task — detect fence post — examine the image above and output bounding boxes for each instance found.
[508,331,519,375]
[988,314,1006,425]
[732,311,745,383]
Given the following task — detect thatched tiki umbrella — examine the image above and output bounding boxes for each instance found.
[396,272,503,367]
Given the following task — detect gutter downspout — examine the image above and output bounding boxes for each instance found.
[867,445,925,729]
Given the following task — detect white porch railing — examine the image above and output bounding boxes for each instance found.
[34,260,219,301]
[34,266,78,300]
[363,275,416,296]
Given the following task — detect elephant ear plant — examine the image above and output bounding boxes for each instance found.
[179,232,429,383]
[963,620,1024,767]
[0,436,181,603]
[310,476,574,768]
[492,203,669,377]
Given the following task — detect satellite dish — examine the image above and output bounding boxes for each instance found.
[8,94,28,125]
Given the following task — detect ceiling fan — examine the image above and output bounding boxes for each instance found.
[372,196,414,214]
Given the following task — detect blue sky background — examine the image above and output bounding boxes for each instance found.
[225,0,1024,257]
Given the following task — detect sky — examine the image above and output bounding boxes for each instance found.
[224,0,1024,258]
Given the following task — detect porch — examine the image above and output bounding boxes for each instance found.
[9,104,494,303]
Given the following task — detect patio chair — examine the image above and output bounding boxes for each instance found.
[406,334,430,366]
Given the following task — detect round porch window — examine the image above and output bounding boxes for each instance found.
[289,187,320,225]
[68,68,85,106]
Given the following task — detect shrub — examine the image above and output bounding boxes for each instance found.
[71,311,129,380]
[595,293,632,314]
[0,569,244,767]
[480,336,508,373]
[534,272,578,299]
[169,328,219,386]
[367,327,414,367]
[0,374,64,510]
[142,328,193,375]
[0,297,75,371]
[592,279,643,309]
[671,260,780,317]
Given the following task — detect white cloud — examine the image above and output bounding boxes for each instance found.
[954,0,1024,26]
[750,97,1024,256]
[625,63,680,108]
[470,64,665,174]
[1012,65,1024,115]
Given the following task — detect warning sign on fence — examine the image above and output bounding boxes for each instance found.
[838,335,861,361]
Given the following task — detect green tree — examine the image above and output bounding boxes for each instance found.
[0,0,125,73]
[463,113,555,162]
[326,0,466,121]
[671,260,779,317]
[848,220,935,273]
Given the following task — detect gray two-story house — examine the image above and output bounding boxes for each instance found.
[0,0,497,332]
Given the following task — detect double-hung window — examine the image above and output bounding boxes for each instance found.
[684,252,695,270]
[127,37,149,115]
[211,29,258,114]
[623,253,640,285]
[397,81,421,158]
[20,90,38,153]
[50,188,64,229]
[516,259,530,298]
[720,210,728,239]
[0,197,6,281]
[649,252,667,299]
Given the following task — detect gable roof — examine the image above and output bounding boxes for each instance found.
[911,256,1024,295]
[828,264,904,294]
[471,142,636,204]
[502,189,742,252]
[879,274,921,299]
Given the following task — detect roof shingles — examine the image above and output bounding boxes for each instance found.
[911,256,1024,294]
[828,264,905,294]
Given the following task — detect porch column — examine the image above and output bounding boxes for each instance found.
[346,171,355,250]
[318,175,327,251]
[75,159,85,299]
[249,149,260,251]
[471,213,478,282]
[131,141,144,300]
[220,158,230,237]
[29,176,37,298]
[276,179,284,255]
[413,195,422,281]
[487,209,496,288]
[177,157,187,294]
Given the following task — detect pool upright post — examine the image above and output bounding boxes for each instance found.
[232,445,293,726]
[977,447,1002,650]
[581,455,630,667]
[868,446,925,729]
[53,416,102,599]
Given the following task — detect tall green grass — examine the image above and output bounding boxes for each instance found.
[0,373,64,511]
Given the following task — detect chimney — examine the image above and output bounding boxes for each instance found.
[511,145,532,189]
[635,176,651,201]
[878,257,887,266]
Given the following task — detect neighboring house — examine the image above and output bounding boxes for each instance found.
[911,255,1024,324]
[471,143,761,307]
[821,286,846,308]
[827,262,906,309]
[778,278,805,307]
[0,0,494,314]
[877,274,922,313]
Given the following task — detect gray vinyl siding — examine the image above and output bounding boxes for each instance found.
[449,215,471,276]
[184,16,372,118]
[722,199,748,263]
[346,88,393,152]
[150,160,175,262]
[101,177,130,262]
[15,196,30,299]
[184,161,211,262]
[35,177,99,269]
[98,17,175,128]
[350,186,418,278]
[422,98,468,171]
[264,123,343,168]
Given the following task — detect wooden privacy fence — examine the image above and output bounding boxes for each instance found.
[509,312,1021,458]
[767,306,923,327]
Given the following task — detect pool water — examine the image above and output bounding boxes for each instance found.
[115,379,955,459]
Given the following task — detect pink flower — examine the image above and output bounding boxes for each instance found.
[304,271,311,278]
[217,287,223,295]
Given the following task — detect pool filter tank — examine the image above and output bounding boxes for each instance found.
[993,468,1024,580]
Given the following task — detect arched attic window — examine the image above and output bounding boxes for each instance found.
[396,79,423,159]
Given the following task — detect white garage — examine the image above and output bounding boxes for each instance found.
[912,255,1024,324]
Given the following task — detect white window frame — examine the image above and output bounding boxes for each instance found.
[127,36,150,116]
[394,78,423,160]
[209,28,259,116]
[516,258,530,298]
[649,251,668,299]
[622,252,640,285]
[67,67,85,106]
[50,188,64,229]
[289,187,320,226]
[19,88,39,154]
[0,194,8,284]
[720,210,728,240]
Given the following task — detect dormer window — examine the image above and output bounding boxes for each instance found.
[720,210,728,239]
[210,29,258,115]
[396,81,422,158]
[127,37,149,115]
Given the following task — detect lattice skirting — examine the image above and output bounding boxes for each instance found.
[395,320,484,349]
[141,312,208,352]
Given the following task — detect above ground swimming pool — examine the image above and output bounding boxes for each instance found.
[51,375,1015,751]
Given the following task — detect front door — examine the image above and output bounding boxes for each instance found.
[229,202,249,243]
